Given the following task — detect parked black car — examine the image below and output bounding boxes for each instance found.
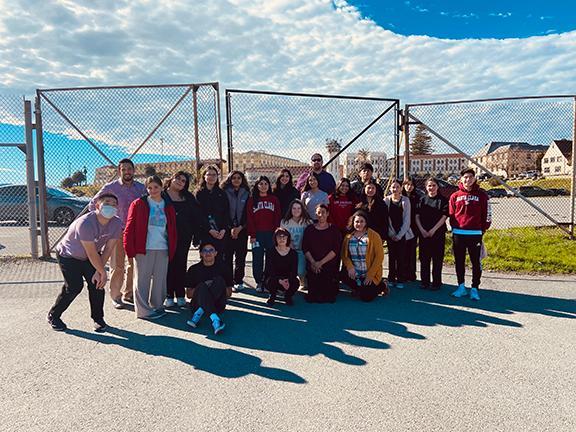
[547,188,570,196]
[508,186,556,197]
[412,177,459,200]
[486,188,508,198]
[0,184,90,225]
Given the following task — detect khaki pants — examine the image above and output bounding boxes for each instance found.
[109,241,134,301]
[134,250,169,318]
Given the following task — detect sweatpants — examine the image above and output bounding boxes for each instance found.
[134,250,169,318]
[49,254,104,321]
[167,236,192,299]
[191,276,227,316]
[252,231,274,284]
[387,237,407,283]
[452,234,483,288]
[225,229,248,285]
[340,272,385,302]
[419,233,446,287]
[267,277,299,300]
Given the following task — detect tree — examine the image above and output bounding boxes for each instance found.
[144,165,157,177]
[355,148,370,164]
[61,177,74,188]
[325,138,342,154]
[71,170,86,186]
[410,124,434,155]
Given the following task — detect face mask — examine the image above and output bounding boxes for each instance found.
[100,205,117,219]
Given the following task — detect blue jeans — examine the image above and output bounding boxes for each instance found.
[252,231,274,284]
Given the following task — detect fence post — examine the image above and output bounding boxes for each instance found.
[192,85,201,178]
[394,102,400,179]
[24,99,38,259]
[403,104,410,180]
[34,94,50,257]
[225,90,234,172]
[571,97,576,239]
[213,84,224,172]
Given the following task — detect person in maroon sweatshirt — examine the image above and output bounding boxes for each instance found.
[246,176,282,292]
[328,177,359,234]
[449,168,491,301]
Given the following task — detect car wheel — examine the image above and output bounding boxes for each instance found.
[54,207,75,226]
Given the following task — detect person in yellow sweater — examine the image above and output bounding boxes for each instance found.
[340,210,388,302]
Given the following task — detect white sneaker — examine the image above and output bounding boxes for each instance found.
[232,283,244,293]
[470,288,480,301]
[176,297,186,307]
[255,283,264,293]
[163,298,175,308]
[451,284,468,298]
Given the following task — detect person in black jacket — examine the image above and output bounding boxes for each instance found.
[355,183,388,241]
[195,165,231,264]
[221,170,250,293]
[164,171,203,308]
[264,227,299,306]
[402,177,420,282]
[273,168,300,217]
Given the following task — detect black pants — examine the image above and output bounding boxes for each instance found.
[49,255,104,321]
[191,276,227,316]
[225,229,248,285]
[167,235,192,298]
[452,234,483,288]
[305,268,339,303]
[340,272,384,302]
[419,233,446,287]
[387,237,407,283]
[267,277,299,300]
[404,236,418,281]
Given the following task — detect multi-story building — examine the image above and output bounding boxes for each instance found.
[343,151,387,179]
[230,151,307,173]
[384,153,468,178]
[541,139,573,177]
[471,141,548,179]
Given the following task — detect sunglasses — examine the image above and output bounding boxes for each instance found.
[201,248,216,253]
[311,158,322,162]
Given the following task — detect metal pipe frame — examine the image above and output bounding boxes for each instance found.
[192,86,201,177]
[34,94,50,257]
[214,84,224,168]
[570,97,576,239]
[407,94,576,108]
[225,90,234,172]
[408,112,571,236]
[37,82,220,93]
[23,99,38,259]
[403,104,410,180]
[226,88,399,103]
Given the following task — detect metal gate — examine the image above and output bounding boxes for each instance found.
[225,89,400,185]
[404,95,576,237]
[35,83,222,257]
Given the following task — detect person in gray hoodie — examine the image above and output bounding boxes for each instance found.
[222,171,250,293]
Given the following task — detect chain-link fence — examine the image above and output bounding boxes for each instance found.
[36,83,222,255]
[405,96,576,237]
[226,89,399,186]
[0,95,38,257]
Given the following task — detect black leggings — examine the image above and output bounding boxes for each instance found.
[167,236,192,298]
[191,276,227,316]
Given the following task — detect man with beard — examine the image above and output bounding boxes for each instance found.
[295,153,336,195]
[89,159,146,309]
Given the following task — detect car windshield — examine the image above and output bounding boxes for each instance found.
[47,187,76,198]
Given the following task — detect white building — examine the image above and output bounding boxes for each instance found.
[542,139,573,177]
[343,151,387,179]
[385,153,468,178]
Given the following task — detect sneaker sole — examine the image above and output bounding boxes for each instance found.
[143,312,166,320]
[186,320,198,328]
[94,325,107,333]
[213,324,225,334]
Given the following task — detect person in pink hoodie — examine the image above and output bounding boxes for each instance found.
[246,176,282,293]
[449,168,491,301]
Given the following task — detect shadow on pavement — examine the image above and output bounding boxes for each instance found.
[66,326,306,384]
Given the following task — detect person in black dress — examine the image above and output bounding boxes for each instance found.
[273,168,300,217]
[264,227,299,306]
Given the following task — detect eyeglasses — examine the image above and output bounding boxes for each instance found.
[201,248,216,253]
[311,158,322,162]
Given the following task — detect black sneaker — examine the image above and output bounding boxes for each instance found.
[47,313,67,331]
[93,319,108,333]
[266,296,276,306]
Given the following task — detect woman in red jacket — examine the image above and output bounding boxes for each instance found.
[328,177,358,234]
[246,176,281,293]
[124,175,177,320]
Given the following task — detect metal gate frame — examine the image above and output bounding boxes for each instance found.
[35,82,222,257]
[404,95,576,238]
[225,89,400,176]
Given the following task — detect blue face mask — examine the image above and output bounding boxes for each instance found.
[100,205,117,219]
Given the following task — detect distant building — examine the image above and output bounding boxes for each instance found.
[231,150,307,173]
[343,151,387,179]
[541,139,573,177]
[389,153,468,178]
[470,141,548,179]
[244,165,311,185]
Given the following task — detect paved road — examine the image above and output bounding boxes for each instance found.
[0,258,574,432]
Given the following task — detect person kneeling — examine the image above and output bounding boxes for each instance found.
[184,242,232,334]
[340,210,387,302]
[265,228,299,306]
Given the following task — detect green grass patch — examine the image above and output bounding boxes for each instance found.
[443,226,576,274]
[479,177,571,191]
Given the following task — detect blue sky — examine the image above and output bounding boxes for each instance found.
[347,0,576,39]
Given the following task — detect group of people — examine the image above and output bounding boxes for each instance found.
[47,152,491,335]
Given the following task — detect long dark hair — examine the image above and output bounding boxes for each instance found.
[196,165,220,193]
[335,177,355,200]
[303,172,320,192]
[281,199,312,225]
[221,170,250,191]
[165,171,192,199]
[251,176,272,208]
[274,169,296,192]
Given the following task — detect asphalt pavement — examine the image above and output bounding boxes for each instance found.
[0,255,575,432]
